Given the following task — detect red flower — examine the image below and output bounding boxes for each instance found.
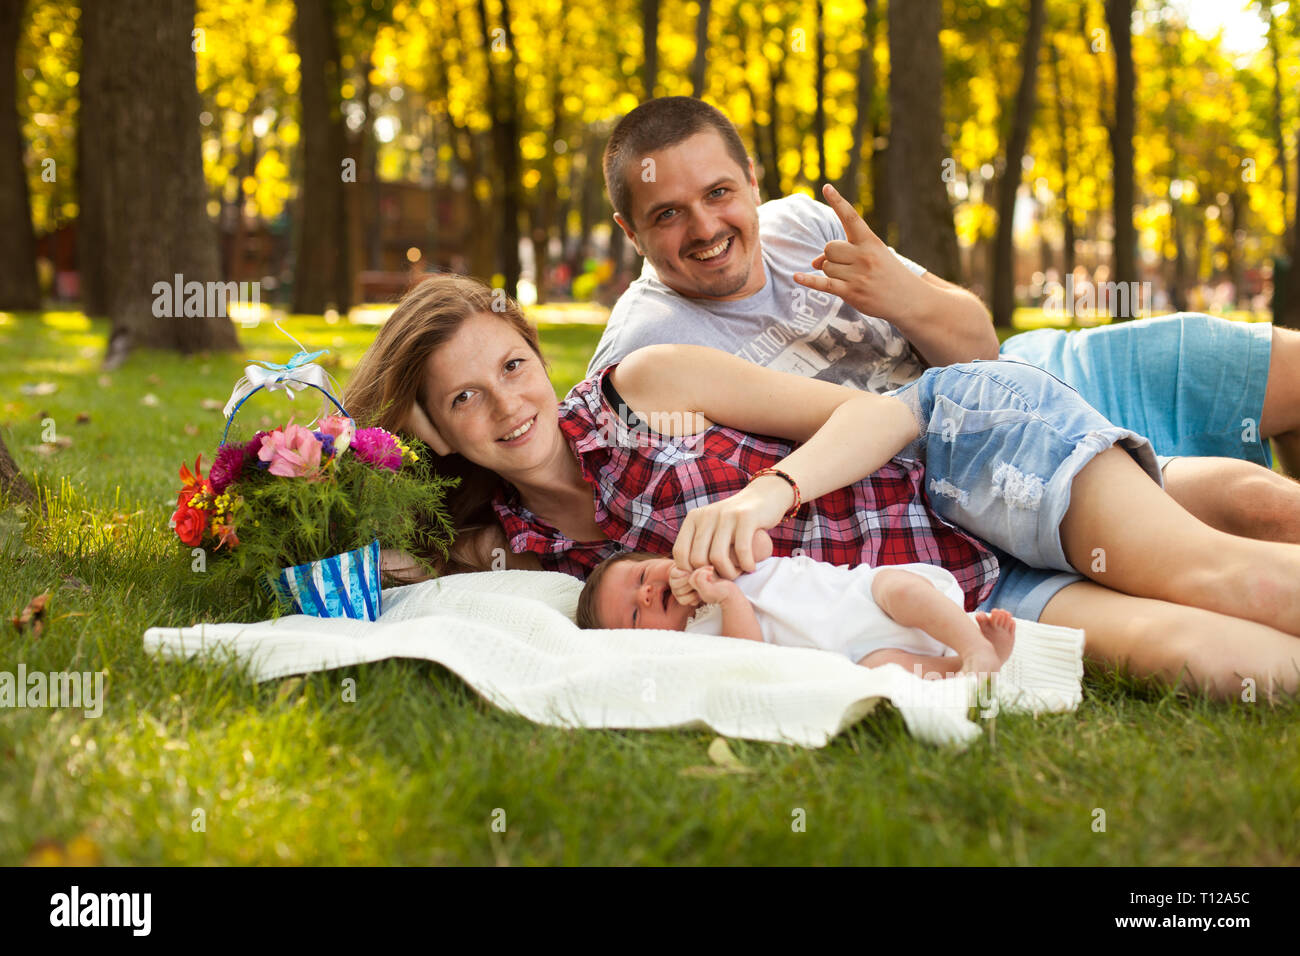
[211,520,240,551]
[175,453,215,510]
[172,504,208,547]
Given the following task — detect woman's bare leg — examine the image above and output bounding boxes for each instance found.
[1060,446,1300,635]
[1040,580,1300,700]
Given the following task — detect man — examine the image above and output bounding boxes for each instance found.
[587,96,1300,543]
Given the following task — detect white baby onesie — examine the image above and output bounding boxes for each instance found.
[683,555,965,663]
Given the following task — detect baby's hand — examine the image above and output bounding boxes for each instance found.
[668,565,700,607]
[688,566,742,606]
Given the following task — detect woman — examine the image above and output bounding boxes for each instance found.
[347,275,1300,698]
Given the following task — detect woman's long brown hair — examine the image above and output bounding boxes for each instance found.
[344,273,546,576]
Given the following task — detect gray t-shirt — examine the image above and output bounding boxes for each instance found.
[586,193,929,393]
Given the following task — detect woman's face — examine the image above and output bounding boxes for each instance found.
[421,311,560,477]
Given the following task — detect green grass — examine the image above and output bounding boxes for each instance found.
[1,308,1298,866]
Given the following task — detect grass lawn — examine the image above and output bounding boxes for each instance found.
[1,307,1297,866]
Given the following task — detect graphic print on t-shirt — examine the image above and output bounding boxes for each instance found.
[733,284,922,393]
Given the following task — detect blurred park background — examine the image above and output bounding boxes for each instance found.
[2,0,1300,365]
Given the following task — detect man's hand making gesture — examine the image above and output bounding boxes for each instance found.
[791,183,1000,367]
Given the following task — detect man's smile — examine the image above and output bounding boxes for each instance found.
[687,236,734,264]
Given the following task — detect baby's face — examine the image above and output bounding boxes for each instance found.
[596,558,696,630]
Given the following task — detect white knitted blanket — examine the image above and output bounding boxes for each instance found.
[142,569,1085,748]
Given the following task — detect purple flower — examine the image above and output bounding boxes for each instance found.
[351,427,402,471]
[210,442,249,493]
[246,432,271,470]
[313,431,336,458]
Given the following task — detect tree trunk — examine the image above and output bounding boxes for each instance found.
[887,0,959,280]
[1226,187,1244,310]
[1049,37,1075,281]
[1284,143,1300,328]
[1169,203,1187,312]
[1162,18,1186,315]
[80,0,238,367]
[0,433,40,514]
[840,0,878,209]
[363,58,382,272]
[1267,4,1290,243]
[642,0,659,98]
[291,0,351,315]
[757,43,785,201]
[868,142,890,237]
[690,0,710,97]
[1107,0,1138,292]
[991,0,1046,327]
[814,0,826,184]
[0,0,40,310]
[576,128,602,268]
[532,59,565,303]
[475,0,521,298]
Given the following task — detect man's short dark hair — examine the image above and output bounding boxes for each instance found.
[602,96,751,227]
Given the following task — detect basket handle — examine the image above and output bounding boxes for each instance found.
[218,382,351,449]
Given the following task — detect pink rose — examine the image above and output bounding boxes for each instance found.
[257,424,323,477]
[315,414,356,455]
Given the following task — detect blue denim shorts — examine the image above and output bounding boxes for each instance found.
[976,552,1084,621]
[889,359,1165,620]
[999,313,1274,468]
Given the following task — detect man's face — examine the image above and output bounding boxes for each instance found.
[596,558,696,630]
[615,129,764,300]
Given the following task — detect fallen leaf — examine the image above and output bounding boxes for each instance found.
[147,373,162,385]
[12,591,50,637]
[678,737,758,778]
[19,382,57,396]
[75,412,90,424]
[200,398,223,411]
[707,736,755,772]
[183,423,199,437]
[27,436,73,455]
[140,393,159,407]
[679,765,748,778]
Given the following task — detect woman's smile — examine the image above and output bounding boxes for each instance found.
[497,414,537,444]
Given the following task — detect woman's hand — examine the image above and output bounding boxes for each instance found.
[672,478,791,580]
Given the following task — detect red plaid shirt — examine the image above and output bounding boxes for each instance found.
[492,365,999,610]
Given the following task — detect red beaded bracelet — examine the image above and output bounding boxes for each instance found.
[750,467,801,521]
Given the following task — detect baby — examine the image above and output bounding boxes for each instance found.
[577,546,1015,678]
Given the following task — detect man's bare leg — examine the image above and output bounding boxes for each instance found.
[1161,457,1300,544]
[1260,325,1300,478]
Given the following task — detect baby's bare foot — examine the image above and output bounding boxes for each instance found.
[976,609,1016,663]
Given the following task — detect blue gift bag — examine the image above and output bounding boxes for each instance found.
[272,538,382,621]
